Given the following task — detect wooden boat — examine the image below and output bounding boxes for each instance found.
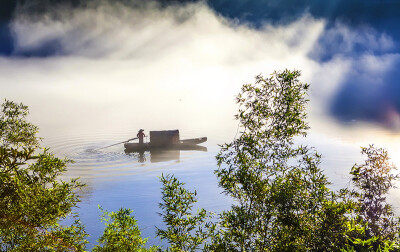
[180,137,207,145]
[124,137,207,152]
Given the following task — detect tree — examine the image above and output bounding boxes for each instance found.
[93,207,159,252]
[211,70,352,251]
[0,100,87,251]
[156,174,216,252]
[342,145,400,251]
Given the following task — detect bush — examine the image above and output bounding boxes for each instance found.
[93,207,159,252]
[0,100,87,251]
[156,174,216,251]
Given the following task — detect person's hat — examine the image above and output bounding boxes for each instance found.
[139,129,144,132]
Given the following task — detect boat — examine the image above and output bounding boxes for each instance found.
[124,130,207,152]
[180,137,207,145]
[124,140,208,152]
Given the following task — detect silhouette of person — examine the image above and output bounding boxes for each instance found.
[137,129,146,144]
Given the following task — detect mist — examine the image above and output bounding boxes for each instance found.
[1,0,400,160]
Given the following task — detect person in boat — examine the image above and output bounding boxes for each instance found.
[137,129,146,144]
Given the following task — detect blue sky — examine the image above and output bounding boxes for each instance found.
[1,0,400,130]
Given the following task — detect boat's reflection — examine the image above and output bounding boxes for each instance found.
[124,145,207,163]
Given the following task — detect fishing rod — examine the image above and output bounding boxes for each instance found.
[97,137,138,150]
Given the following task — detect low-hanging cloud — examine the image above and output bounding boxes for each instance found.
[329,52,400,129]
[2,0,400,132]
[305,21,400,130]
[1,0,331,137]
[309,22,396,62]
[10,0,324,61]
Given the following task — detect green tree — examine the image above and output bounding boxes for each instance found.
[156,174,216,252]
[342,145,400,251]
[0,100,87,251]
[211,70,351,251]
[93,207,159,252]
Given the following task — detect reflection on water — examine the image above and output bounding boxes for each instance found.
[127,150,180,163]
[126,151,149,163]
[125,145,207,163]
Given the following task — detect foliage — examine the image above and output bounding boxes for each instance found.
[0,100,87,251]
[210,70,389,251]
[93,207,159,252]
[156,174,216,252]
[342,145,400,251]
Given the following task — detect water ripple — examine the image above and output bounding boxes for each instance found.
[42,130,209,181]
